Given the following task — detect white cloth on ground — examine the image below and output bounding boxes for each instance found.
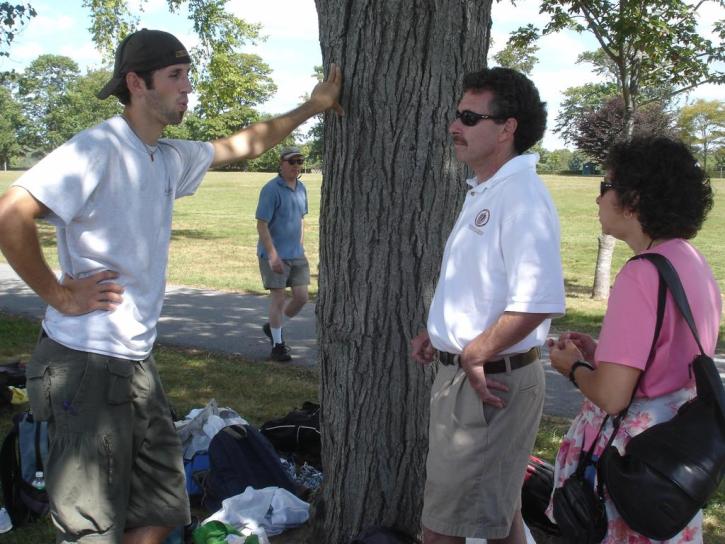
[204,486,309,537]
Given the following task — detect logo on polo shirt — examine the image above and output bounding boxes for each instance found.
[474,209,490,227]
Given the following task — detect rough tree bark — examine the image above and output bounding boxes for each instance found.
[313,1,493,542]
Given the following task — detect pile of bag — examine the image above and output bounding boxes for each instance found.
[177,400,322,542]
[0,360,28,408]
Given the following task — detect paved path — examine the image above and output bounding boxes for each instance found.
[3,263,723,419]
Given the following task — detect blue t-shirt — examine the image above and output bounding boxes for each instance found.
[255,175,308,259]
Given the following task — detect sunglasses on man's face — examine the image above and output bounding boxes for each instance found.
[286,158,304,165]
[600,180,615,196]
[455,110,508,127]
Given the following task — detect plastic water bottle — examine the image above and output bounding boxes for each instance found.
[31,471,45,491]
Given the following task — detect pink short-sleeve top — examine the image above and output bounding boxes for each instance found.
[595,239,721,398]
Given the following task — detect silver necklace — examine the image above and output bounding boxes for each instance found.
[121,115,159,161]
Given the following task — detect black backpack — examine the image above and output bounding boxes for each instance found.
[0,411,50,526]
[260,401,321,468]
[201,424,299,512]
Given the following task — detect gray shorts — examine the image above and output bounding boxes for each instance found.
[422,359,545,539]
[25,333,190,543]
[258,256,310,289]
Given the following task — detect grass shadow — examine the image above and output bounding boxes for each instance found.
[170,229,223,241]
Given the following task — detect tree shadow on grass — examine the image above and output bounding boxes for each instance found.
[563,278,596,298]
[170,229,223,241]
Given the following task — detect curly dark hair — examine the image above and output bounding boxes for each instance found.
[605,136,713,240]
[112,70,155,105]
[462,67,547,154]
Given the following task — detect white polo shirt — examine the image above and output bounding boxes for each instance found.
[427,153,565,355]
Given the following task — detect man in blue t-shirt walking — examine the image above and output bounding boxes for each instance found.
[256,147,310,361]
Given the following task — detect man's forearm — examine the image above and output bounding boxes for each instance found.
[256,221,278,259]
[212,101,321,168]
[0,205,62,307]
[461,312,548,366]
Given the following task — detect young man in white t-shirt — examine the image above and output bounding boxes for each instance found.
[0,29,342,544]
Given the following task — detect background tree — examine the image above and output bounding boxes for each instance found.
[16,54,80,155]
[514,0,725,299]
[314,0,492,540]
[49,69,122,142]
[677,98,725,173]
[0,2,36,56]
[555,81,618,144]
[572,96,675,162]
[304,65,325,170]
[492,24,539,74]
[0,84,24,168]
[86,0,277,165]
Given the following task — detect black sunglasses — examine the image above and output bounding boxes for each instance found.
[286,158,304,165]
[455,110,508,127]
[600,180,615,196]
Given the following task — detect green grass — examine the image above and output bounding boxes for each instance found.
[0,170,321,296]
[2,171,722,330]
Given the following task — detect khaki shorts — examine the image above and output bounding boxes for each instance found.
[422,359,545,539]
[25,334,190,543]
[259,256,310,289]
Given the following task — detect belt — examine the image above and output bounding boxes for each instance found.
[439,346,540,374]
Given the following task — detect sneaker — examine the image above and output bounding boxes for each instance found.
[270,342,292,362]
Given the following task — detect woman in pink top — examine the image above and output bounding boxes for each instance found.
[546,136,721,543]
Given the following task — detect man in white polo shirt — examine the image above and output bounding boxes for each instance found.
[411,68,565,544]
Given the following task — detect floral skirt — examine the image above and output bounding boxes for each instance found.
[546,386,703,543]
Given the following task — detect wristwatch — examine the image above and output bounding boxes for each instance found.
[568,360,594,389]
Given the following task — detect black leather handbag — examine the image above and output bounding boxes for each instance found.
[552,417,611,543]
[599,253,725,540]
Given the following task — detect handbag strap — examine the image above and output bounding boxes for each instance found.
[631,253,706,354]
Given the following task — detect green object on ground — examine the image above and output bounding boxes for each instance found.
[192,520,241,544]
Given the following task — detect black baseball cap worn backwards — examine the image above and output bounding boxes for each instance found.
[97,29,191,100]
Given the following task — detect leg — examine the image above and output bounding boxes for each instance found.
[284,284,309,319]
[268,287,287,328]
[124,357,190,535]
[422,527,465,544]
[489,510,526,544]
[28,340,134,543]
[123,526,174,544]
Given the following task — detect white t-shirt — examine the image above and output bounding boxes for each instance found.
[13,116,214,359]
[427,153,565,355]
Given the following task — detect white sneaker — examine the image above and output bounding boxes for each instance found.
[0,507,12,533]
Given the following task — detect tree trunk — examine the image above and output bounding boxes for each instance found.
[314,1,492,541]
[591,83,638,299]
[591,232,616,299]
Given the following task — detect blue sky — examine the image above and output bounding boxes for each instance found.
[1,0,721,149]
